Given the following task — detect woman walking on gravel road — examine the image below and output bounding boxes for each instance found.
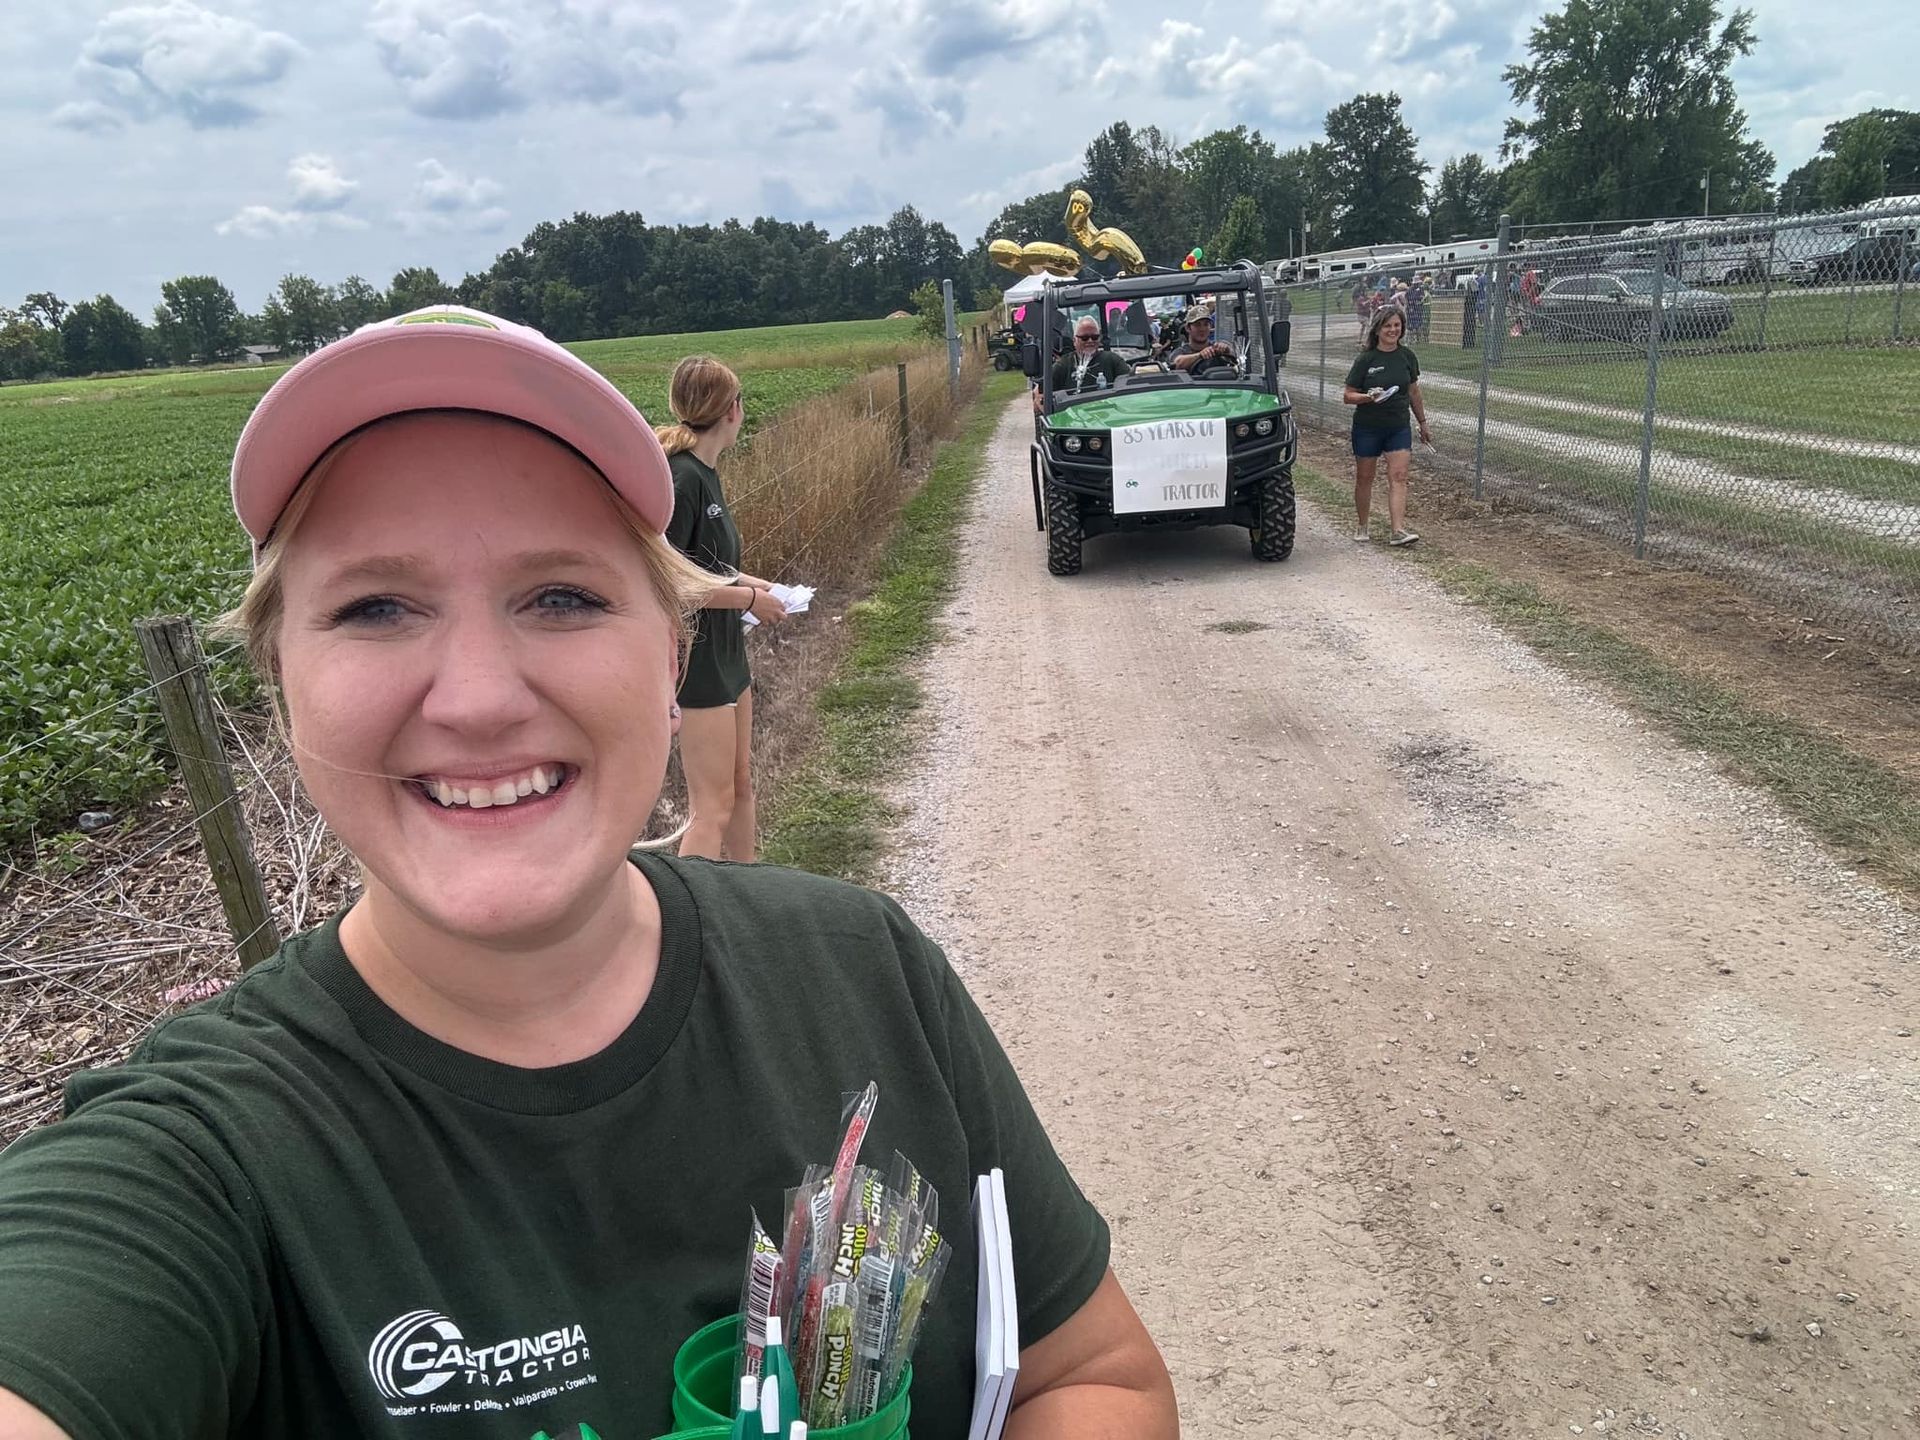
[1343,306,1431,547]
[656,356,787,861]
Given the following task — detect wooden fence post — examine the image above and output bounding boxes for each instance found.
[134,616,279,968]
[895,363,911,461]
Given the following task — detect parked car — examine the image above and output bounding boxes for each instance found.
[1532,269,1736,342]
[1789,233,1915,286]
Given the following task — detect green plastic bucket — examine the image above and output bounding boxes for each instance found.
[668,1314,911,1439]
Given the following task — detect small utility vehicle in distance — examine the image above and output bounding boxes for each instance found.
[1023,260,1297,576]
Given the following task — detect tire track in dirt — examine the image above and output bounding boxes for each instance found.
[886,399,1920,1438]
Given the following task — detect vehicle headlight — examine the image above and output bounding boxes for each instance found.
[1088,436,1103,452]
[1254,417,1274,436]
[1234,422,1251,439]
[1063,435,1082,453]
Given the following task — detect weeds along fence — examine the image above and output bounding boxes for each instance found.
[727,347,981,586]
[1277,198,1920,651]
[0,339,985,1147]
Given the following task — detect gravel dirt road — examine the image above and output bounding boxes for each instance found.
[885,399,1920,1439]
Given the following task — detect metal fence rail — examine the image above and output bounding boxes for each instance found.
[1275,199,1920,652]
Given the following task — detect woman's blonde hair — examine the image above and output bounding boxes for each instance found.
[214,413,715,690]
[652,356,741,456]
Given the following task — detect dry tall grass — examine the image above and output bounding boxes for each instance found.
[728,349,976,587]
[0,343,988,1144]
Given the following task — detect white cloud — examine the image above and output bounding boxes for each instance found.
[50,100,126,134]
[1096,20,1350,127]
[216,204,367,238]
[288,154,359,211]
[64,0,301,128]
[903,0,1095,75]
[368,0,686,120]
[853,59,966,152]
[398,159,512,233]
[772,100,838,137]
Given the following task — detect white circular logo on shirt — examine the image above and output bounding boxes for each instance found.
[706,502,723,518]
[369,1309,465,1399]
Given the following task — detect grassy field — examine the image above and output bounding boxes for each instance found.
[0,316,934,852]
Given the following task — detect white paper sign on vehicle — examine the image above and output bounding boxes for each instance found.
[1110,418,1230,515]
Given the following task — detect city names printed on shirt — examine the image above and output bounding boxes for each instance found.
[1111,418,1229,515]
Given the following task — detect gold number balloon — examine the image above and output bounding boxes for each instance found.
[1063,190,1148,276]
[988,238,1084,278]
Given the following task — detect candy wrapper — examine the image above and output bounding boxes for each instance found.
[727,1083,950,1428]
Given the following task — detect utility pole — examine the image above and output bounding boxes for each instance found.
[1701,172,1710,218]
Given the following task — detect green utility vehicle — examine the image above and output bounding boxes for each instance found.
[1023,261,1297,576]
[986,324,1024,370]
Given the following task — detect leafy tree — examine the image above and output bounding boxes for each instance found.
[1209,194,1266,263]
[156,275,243,364]
[1821,113,1897,207]
[265,274,339,353]
[539,279,592,340]
[59,295,146,375]
[1776,159,1827,214]
[335,274,383,332]
[0,309,63,380]
[909,280,946,340]
[21,292,68,331]
[1502,0,1771,224]
[1319,93,1429,245]
[1429,155,1505,238]
[386,266,453,314]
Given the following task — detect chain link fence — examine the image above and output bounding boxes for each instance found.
[1275,199,1920,651]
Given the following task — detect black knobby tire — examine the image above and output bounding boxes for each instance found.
[992,352,1012,371]
[1627,315,1650,345]
[1250,468,1296,562]
[1044,480,1083,576]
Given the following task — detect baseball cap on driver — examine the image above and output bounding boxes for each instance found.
[230,306,673,556]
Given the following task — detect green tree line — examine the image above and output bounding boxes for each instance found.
[4,0,1913,383]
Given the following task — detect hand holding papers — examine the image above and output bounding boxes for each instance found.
[743,582,815,629]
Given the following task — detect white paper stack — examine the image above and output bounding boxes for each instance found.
[967,1168,1018,1440]
[742,582,816,628]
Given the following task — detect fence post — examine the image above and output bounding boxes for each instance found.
[134,616,279,969]
[1633,262,1666,560]
[1756,223,1777,350]
[895,362,911,461]
[1473,214,1511,500]
[1844,237,1860,344]
[1316,278,1328,414]
[1894,244,1909,344]
[942,279,960,398]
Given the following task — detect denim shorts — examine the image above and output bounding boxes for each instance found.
[1352,424,1412,459]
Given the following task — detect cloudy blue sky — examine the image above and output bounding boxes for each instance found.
[2,0,1908,313]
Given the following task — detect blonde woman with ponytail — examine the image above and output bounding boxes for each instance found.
[657,356,787,860]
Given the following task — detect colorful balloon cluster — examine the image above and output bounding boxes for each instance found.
[1181,247,1204,271]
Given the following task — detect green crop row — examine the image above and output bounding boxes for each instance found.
[0,317,930,853]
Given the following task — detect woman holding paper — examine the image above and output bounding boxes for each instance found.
[657,355,787,860]
[1342,306,1431,547]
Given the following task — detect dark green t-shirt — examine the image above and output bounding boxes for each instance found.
[0,854,1109,1440]
[1344,345,1420,430]
[665,451,750,709]
[1048,349,1129,396]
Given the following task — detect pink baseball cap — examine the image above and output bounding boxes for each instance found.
[230,306,673,554]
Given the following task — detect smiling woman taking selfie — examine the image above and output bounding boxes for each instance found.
[0,309,1176,1440]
